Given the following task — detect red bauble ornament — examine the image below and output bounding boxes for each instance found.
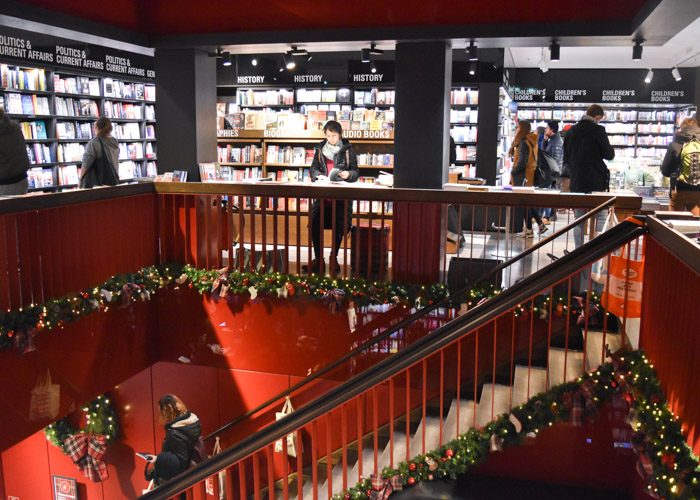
[440,457,447,462]
[408,462,417,471]
[407,477,416,485]
[445,449,454,458]
[661,452,675,469]
[623,393,634,404]
[611,380,618,388]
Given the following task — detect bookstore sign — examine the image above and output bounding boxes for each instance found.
[0,26,155,79]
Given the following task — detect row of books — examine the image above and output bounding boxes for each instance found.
[1,66,48,91]
[638,110,675,121]
[355,89,395,106]
[58,164,80,186]
[236,89,294,106]
[356,153,394,166]
[119,160,157,180]
[217,145,264,164]
[57,143,85,162]
[455,145,477,161]
[4,94,50,115]
[103,79,155,101]
[113,122,141,140]
[56,121,94,140]
[266,145,314,165]
[637,135,674,146]
[53,74,100,96]
[145,124,156,139]
[638,123,675,134]
[104,101,143,119]
[605,123,637,134]
[450,109,478,123]
[20,121,48,140]
[450,126,478,143]
[144,105,156,121]
[451,89,479,105]
[27,167,55,189]
[118,142,145,160]
[609,135,637,146]
[55,97,99,117]
[219,166,262,181]
[297,88,351,103]
[26,143,53,164]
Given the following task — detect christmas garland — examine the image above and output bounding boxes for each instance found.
[334,350,700,500]
[0,262,609,354]
[45,394,119,453]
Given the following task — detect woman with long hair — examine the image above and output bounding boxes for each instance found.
[79,116,120,188]
[510,120,547,238]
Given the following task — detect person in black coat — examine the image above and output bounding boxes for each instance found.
[305,120,359,275]
[145,394,202,487]
[563,104,615,194]
[0,108,30,195]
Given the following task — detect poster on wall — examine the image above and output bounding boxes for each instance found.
[53,475,78,500]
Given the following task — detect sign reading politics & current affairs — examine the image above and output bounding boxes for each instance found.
[53,475,78,500]
[0,26,154,79]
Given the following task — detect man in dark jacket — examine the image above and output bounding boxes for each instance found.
[564,104,615,286]
[563,104,615,194]
[0,109,30,195]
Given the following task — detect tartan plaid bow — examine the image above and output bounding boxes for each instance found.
[324,289,345,313]
[564,380,598,427]
[63,433,109,482]
[370,473,403,500]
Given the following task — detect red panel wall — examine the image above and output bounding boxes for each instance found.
[639,237,700,456]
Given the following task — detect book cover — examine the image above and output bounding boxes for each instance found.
[35,121,47,140]
[21,95,34,115]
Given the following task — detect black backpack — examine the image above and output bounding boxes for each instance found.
[188,435,207,466]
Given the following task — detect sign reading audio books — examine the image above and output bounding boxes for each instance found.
[0,26,154,79]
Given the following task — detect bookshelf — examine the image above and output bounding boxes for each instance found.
[217,86,396,181]
[0,62,157,192]
[449,86,479,177]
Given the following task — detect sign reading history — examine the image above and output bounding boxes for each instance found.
[0,26,155,79]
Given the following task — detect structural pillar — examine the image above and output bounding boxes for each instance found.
[155,49,217,181]
[392,41,452,283]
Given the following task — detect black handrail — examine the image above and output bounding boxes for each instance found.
[200,197,617,443]
[141,215,646,500]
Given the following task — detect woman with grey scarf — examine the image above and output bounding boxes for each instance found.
[304,120,359,275]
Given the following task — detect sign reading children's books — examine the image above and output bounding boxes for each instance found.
[53,475,78,500]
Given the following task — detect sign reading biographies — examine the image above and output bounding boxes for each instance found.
[0,26,155,79]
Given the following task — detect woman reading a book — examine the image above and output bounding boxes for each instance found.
[305,120,359,275]
[79,116,120,188]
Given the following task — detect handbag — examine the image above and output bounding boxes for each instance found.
[601,238,645,318]
[539,149,561,176]
[29,369,61,421]
[274,396,297,457]
[591,209,620,284]
[80,138,119,188]
[205,437,226,499]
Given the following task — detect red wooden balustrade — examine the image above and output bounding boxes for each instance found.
[141,220,646,500]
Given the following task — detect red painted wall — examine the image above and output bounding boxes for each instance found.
[640,238,700,456]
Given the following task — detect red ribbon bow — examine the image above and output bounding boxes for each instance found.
[63,433,109,482]
[564,379,598,427]
[370,473,403,500]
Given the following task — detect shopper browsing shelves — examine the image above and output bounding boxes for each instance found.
[510,120,547,238]
[304,120,359,275]
[0,108,30,195]
[79,116,120,188]
[661,116,700,215]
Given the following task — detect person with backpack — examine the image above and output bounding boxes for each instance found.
[661,117,700,215]
[79,116,120,188]
[145,394,203,487]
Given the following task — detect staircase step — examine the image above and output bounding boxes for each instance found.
[512,365,548,408]
[584,330,622,371]
[409,415,442,457]
[548,348,584,387]
[476,384,512,427]
[443,399,476,442]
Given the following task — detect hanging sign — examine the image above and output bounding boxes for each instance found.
[0,26,154,79]
[347,60,394,84]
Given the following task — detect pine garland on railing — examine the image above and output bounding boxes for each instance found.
[334,350,700,500]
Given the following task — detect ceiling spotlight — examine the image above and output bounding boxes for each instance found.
[251,57,258,66]
[307,55,313,62]
[467,41,478,61]
[468,60,477,76]
[549,40,560,61]
[672,67,682,82]
[539,59,549,73]
[361,48,371,63]
[222,52,232,67]
[284,54,296,70]
[370,62,377,74]
[632,39,643,61]
[289,46,308,56]
[644,68,653,83]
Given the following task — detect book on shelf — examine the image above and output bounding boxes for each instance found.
[20,120,48,140]
[58,164,80,186]
[172,170,188,182]
[199,162,220,182]
[144,85,156,102]
[1,65,47,91]
[57,143,86,162]
[26,143,53,164]
[27,167,54,189]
